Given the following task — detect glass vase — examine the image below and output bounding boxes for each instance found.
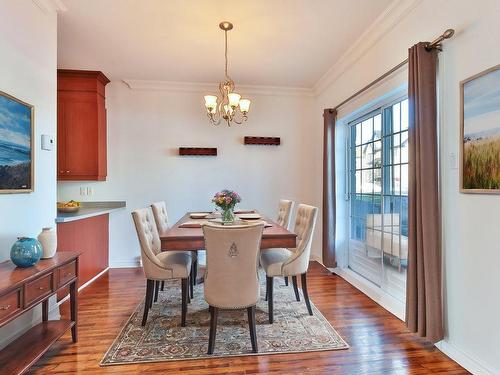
[222,207,235,224]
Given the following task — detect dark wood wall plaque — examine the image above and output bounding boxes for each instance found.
[244,137,280,146]
[179,147,217,156]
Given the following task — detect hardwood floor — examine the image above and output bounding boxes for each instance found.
[29,262,468,374]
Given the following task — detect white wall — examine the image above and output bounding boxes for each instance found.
[58,83,318,267]
[316,0,500,374]
[0,0,57,348]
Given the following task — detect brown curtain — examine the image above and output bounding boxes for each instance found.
[322,108,337,268]
[406,42,443,343]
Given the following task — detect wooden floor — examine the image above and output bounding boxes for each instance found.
[29,262,468,374]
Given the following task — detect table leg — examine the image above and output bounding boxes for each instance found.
[42,300,48,322]
[70,280,78,343]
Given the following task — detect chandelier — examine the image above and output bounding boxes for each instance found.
[203,21,251,126]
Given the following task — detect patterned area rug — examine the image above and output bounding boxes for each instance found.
[101,275,349,365]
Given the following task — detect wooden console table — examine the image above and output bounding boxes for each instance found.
[0,252,79,374]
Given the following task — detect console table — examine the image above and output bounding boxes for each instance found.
[0,252,79,374]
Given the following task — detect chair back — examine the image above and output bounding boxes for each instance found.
[132,208,164,278]
[151,201,169,233]
[283,204,318,275]
[202,223,264,309]
[276,199,294,229]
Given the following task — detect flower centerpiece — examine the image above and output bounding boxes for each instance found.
[212,189,241,223]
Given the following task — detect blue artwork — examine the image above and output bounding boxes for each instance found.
[0,92,33,192]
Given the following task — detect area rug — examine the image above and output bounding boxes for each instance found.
[101,275,349,365]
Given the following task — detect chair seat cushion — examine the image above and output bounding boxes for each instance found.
[156,251,192,279]
[260,248,293,277]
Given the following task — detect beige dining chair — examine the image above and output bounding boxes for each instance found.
[151,201,198,299]
[260,204,318,323]
[202,222,264,354]
[277,199,295,229]
[132,207,192,327]
[276,199,295,286]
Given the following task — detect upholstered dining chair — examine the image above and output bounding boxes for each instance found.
[151,201,198,299]
[132,207,192,327]
[260,204,318,324]
[276,199,295,286]
[202,222,264,354]
[277,199,295,229]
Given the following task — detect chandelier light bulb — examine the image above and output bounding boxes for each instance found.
[228,92,241,108]
[239,99,251,114]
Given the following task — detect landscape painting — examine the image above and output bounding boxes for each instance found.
[0,91,33,193]
[461,65,500,193]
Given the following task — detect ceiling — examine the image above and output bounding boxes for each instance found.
[57,0,392,88]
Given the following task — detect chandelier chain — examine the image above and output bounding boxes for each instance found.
[224,30,229,80]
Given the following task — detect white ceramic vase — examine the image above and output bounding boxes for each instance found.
[38,227,57,259]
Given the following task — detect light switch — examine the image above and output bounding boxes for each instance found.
[449,152,458,170]
[41,134,53,151]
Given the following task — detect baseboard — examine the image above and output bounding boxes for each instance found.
[310,254,323,264]
[435,341,497,375]
[58,267,109,305]
[331,267,405,320]
[109,260,141,268]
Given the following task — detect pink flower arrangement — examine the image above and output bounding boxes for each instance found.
[212,189,241,210]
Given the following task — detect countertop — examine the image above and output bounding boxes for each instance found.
[55,201,126,223]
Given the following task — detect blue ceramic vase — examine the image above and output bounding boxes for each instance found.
[10,237,43,268]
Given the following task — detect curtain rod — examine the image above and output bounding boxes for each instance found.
[331,29,455,112]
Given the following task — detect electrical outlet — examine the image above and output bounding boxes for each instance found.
[80,187,86,196]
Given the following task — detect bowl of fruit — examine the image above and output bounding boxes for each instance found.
[57,200,81,213]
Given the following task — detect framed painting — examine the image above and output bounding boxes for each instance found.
[460,64,500,193]
[0,91,34,193]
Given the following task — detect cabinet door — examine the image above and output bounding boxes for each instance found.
[60,92,99,177]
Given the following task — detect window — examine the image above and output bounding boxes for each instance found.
[348,97,408,301]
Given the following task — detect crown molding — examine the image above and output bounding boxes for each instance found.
[32,0,67,13]
[122,79,314,97]
[312,0,422,96]
[118,0,422,98]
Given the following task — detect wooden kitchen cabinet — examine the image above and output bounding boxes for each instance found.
[57,70,110,181]
[57,214,109,293]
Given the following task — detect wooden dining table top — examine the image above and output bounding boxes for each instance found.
[159,212,297,251]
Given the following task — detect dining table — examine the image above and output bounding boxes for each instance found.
[159,211,297,251]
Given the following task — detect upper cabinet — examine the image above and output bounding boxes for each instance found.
[57,70,110,181]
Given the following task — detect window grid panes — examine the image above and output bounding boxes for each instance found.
[348,98,409,289]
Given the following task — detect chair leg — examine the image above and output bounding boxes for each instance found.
[149,281,154,309]
[189,266,194,299]
[301,273,313,316]
[193,255,198,284]
[247,306,258,353]
[207,306,218,354]
[181,278,188,327]
[161,281,165,291]
[284,276,289,286]
[292,275,300,301]
[142,279,154,326]
[154,280,160,302]
[266,276,274,324]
